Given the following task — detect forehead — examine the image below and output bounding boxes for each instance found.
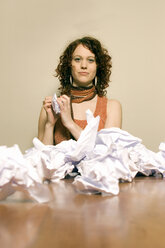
[73,44,95,57]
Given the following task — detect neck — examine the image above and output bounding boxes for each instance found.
[72,82,93,89]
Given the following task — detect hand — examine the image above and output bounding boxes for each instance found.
[57,95,74,128]
[43,96,58,126]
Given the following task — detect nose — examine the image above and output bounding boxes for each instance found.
[81,59,87,69]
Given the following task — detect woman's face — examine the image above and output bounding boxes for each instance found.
[71,44,97,87]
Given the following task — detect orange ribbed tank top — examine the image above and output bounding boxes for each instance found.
[54,96,107,145]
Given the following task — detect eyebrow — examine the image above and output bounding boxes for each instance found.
[73,55,95,58]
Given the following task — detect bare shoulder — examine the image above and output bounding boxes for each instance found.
[105,98,122,128]
[107,98,122,109]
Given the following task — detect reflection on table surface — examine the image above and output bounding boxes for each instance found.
[0,177,165,248]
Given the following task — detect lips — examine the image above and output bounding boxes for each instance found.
[79,72,89,76]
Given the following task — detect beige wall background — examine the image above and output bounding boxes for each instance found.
[0,0,165,152]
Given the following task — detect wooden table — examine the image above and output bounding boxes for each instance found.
[0,177,165,248]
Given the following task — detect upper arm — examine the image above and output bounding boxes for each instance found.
[38,107,47,140]
[104,99,122,129]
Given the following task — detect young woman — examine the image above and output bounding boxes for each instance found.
[38,36,122,145]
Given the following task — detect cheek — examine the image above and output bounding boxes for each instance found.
[71,64,78,74]
[91,65,97,75]
[71,65,75,76]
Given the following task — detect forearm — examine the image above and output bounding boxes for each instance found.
[42,123,54,145]
[65,121,83,141]
[56,95,83,140]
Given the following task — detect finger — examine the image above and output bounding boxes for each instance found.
[43,100,52,106]
[45,96,53,100]
[60,95,70,102]
[44,96,53,103]
[58,98,69,111]
[43,103,52,112]
[59,95,70,107]
[57,98,64,110]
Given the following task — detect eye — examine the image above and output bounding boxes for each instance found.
[88,58,95,63]
[74,57,81,62]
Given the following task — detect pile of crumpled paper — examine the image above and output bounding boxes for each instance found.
[0,110,165,203]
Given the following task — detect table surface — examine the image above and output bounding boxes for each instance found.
[0,176,165,248]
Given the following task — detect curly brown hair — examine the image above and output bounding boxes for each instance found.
[55,36,112,96]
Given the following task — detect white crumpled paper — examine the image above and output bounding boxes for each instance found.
[0,110,165,202]
[52,93,60,114]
